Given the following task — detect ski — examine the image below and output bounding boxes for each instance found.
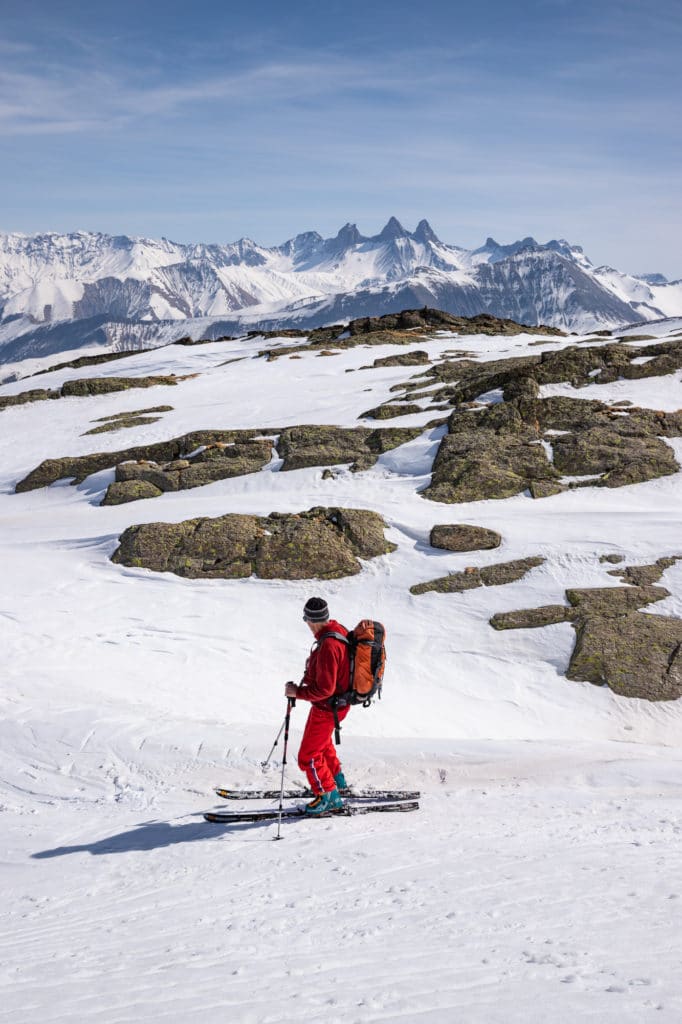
[204,799,419,824]
[214,787,420,802]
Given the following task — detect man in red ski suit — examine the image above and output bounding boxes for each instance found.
[285,596,350,815]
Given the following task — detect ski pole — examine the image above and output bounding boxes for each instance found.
[274,696,295,841]
[261,716,286,770]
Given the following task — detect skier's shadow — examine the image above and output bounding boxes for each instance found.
[32,817,274,858]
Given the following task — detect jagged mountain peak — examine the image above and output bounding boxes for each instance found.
[374,216,408,241]
[333,222,365,248]
[413,219,440,244]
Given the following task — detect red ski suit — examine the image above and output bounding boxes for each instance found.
[292,620,350,794]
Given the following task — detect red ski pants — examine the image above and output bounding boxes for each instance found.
[298,704,350,794]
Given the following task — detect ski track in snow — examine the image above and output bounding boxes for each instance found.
[1,325,682,1022]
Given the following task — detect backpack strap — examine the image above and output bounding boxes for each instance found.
[318,630,349,645]
[318,631,351,745]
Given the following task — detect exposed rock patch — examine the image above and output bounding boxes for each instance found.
[422,391,682,504]
[82,405,173,436]
[361,403,424,420]
[277,425,421,472]
[2,374,191,412]
[363,350,430,369]
[33,349,148,377]
[101,439,274,504]
[490,563,682,701]
[605,556,681,587]
[0,388,59,410]
[16,424,422,495]
[430,524,502,551]
[410,556,544,595]
[259,309,564,359]
[111,507,395,580]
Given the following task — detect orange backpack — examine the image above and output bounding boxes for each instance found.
[321,620,386,742]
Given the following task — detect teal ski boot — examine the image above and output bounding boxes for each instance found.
[334,770,349,793]
[304,788,345,816]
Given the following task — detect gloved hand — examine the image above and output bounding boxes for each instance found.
[284,681,298,699]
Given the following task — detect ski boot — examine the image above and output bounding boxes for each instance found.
[305,788,345,816]
[334,770,349,794]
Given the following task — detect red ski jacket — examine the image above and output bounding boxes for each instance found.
[293,620,350,708]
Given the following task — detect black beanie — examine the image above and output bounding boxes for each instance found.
[303,597,329,622]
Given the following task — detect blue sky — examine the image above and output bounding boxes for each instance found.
[1,0,680,276]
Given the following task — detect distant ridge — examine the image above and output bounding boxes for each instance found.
[0,219,680,368]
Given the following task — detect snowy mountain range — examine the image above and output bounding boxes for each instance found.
[1,217,681,367]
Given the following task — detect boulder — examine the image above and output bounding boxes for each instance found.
[278,425,421,472]
[102,480,164,504]
[111,507,395,580]
[430,524,502,551]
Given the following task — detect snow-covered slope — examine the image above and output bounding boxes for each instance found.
[2,320,682,1023]
[2,219,681,368]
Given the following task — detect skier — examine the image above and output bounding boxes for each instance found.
[284,597,350,815]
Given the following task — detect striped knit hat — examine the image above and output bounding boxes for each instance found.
[302,597,329,622]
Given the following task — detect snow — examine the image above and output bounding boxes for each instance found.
[2,323,682,1022]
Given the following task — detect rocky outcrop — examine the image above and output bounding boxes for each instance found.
[490,562,682,701]
[347,309,564,338]
[101,439,274,504]
[277,425,421,472]
[0,388,59,410]
[16,424,422,495]
[258,309,564,359]
[2,374,190,411]
[111,506,395,580]
[429,524,502,551]
[410,556,544,595]
[423,402,561,503]
[421,387,682,503]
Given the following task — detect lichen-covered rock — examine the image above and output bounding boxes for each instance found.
[0,388,59,410]
[111,507,394,580]
[565,585,667,616]
[529,480,565,499]
[410,556,544,595]
[423,421,559,503]
[605,556,681,587]
[490,576,682,700]
[480,557,545,586]
[84,405,174,435]
[600,554,625,564]
[83,415,164,435]
[430,524,502,551]
[102,480,164,504]
[490,605,572,630]
[570,613,682,700]
[61,375,186,397]
[278,425,420,472]
[116,460,180,492]
[16,424,421,495]
[552,427,677,485]
[367,351,430,368]
[361,403,423,419]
